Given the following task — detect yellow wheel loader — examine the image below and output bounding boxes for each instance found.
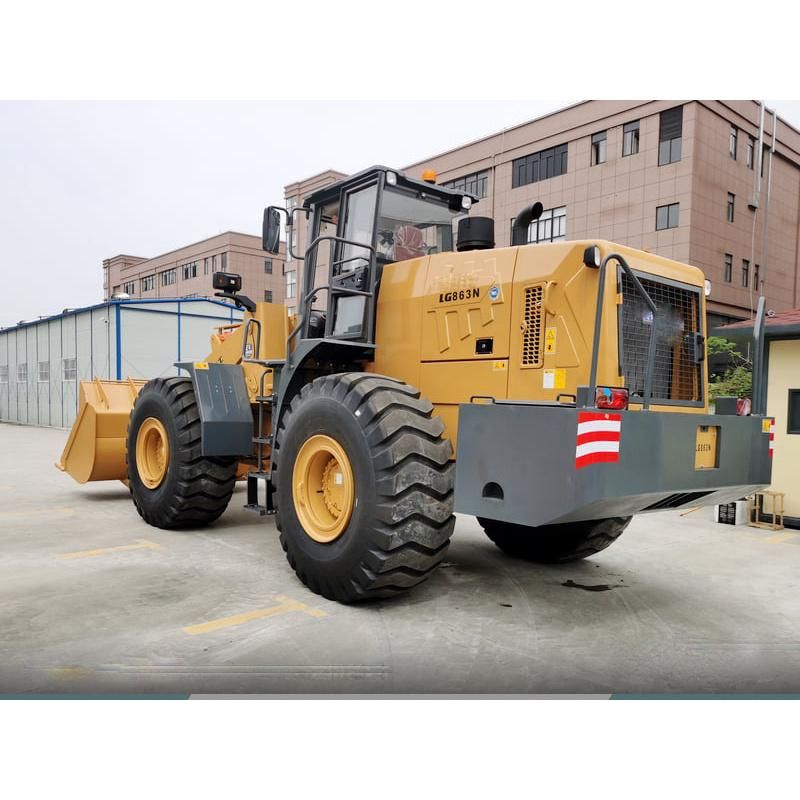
[58,166,774,602]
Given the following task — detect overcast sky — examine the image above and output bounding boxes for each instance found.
[2,100,799,327]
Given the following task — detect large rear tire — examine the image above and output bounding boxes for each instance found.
[127,377,238,529]
[478,516,632,563]
[272,373,455,602]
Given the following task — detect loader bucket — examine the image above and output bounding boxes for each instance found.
[57,378,147,483]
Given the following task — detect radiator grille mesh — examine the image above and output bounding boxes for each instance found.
[619,273,701,403]
[522,285,544,366]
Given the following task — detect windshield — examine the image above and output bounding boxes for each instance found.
[376,187,464,262]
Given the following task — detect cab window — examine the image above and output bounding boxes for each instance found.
[376,187,461,262]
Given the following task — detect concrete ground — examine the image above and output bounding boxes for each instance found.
[2,422,799,696]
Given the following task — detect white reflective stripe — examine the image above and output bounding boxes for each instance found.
[577,420,622,435]
[575,441,620,458]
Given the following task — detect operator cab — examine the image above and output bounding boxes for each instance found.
[263,166,476,347]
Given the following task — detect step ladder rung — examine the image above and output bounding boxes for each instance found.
[245,471,275,516]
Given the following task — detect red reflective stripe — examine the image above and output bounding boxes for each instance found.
[577,411,622,424]
[576,430,621,446]
[575,451,620,469]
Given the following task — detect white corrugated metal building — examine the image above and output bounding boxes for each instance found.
[0,298,242,428]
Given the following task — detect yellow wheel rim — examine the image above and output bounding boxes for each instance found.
[136,417,170,489]
[292,434,355,543]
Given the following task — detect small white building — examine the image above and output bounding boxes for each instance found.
[0,298,242,428]
[719,308,800,528]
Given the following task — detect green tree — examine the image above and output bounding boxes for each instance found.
[707,336,752,399]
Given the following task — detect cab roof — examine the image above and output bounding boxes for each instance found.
[302,165,479,210]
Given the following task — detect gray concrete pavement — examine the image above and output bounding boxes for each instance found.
[2,422,800,695]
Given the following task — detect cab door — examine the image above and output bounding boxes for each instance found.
[328,181,378,340]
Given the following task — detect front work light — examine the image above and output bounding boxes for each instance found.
[704,279,712,297]
[385,171,398,185]
[583,244,601,268]
[461,196,472,210]
[596,386,629,410]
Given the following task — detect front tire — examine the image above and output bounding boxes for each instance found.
[478,516,632,563]
[127,377,238,529]
[273,373,455,602]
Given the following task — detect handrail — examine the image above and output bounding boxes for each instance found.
[285,233,377,366]
[588,253,658,411]
[241,317,262,362]
[751,295,767,415]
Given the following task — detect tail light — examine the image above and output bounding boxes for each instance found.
[596,386,629,410]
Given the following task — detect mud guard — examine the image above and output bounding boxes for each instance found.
[176,361,254,457]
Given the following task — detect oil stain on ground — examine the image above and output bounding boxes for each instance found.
[561,579,624,593]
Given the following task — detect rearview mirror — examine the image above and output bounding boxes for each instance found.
[262,206,281,254]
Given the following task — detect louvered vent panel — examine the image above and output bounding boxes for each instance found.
[522,285,544,366]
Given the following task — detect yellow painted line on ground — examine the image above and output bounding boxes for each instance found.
[765,531,797,544]
[183,595,327,636]
[2,506,76,518]
[56,539,164,560]
[50,666,94,678]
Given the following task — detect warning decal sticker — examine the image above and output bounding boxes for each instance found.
[575,411,622,469]
[545,327,557,354]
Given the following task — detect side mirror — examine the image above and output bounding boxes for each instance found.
[511,202,544,246]
[262,206,281,254]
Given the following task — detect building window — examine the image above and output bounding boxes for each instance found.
[512,143,568,188]
[724,253,733,283]
[220,252,228,271]
[204,257,209,275]
[38,362,49,383]
[0,365,8,384]
[742,259,750,287]
[514,206,567,244]
[161,268,176,287]
[788,389,800,434]
[264,290,273,302]
[211,255,216,271]
[287,306,296,316]
[285,269,297,299]
[591,131,607,165]
[17,364,27,383]
[182,262,197,280]
[747,137,755,169]
[655,203,679,230]
[727,192,735,223]
[141,275,155,292]
[264,258,273,274]
[622,120,640,156]
[729,126,738,159]
[123,281,135,295]
[658,106,683,165]
[63,358,77,381]
[754,264,760,291]
[442,170,489,199]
